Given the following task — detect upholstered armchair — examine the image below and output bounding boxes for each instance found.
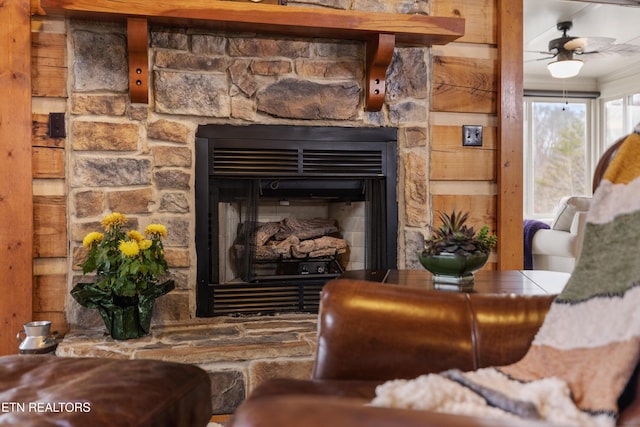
[529,136,627,273]
[530,195,590,273]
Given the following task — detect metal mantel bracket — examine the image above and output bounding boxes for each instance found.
[365,34,395,112]
[127,18,149,104]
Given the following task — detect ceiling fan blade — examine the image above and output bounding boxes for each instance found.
[599,43,640,55]
[573,43,640,60]
[571,1,640,5]
[525,50,555,55]
[525,56,557,63]
[564,36,616,53]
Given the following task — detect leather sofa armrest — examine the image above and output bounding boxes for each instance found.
[312,279,475,381]
[312,279,553,382]
[0,355,212,427]
[228,395,558,427]
[245,378,379,402]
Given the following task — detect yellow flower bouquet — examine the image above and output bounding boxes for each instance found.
[71,212,174,339]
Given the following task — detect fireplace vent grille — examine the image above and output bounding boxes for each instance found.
[302,150,383,175]
[211,146,384,176]
[212,280,325,315]
[213,148,299,175]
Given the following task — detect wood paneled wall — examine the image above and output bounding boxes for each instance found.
[31,32,67,98]
[0,0,523,353]
[430,0,523,270]
[429,0,502,269]
[31,16,69,339]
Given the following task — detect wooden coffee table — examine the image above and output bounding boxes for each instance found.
[339,269,570,295]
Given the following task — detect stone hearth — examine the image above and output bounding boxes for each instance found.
[56,314,318,415]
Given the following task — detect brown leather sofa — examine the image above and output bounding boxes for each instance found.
[228,278,640,427]
[0,355,212,426]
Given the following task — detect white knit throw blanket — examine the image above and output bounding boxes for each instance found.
[372,133,640,426]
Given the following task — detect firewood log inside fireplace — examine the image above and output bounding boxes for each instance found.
[290,235,347,259]
[235,218,348,262]
[254,235,298,261]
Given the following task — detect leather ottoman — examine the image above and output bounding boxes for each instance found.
[0,355,211,426]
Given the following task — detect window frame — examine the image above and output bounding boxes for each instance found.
[601,93,640,148]
[598,71,640,151]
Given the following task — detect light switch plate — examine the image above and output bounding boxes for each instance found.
[462,125,482,147]
[49,112,66,138]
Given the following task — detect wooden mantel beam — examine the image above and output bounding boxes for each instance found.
[37,0,464,110]
[37,0,465,45]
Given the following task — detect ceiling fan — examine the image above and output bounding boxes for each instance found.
[530,21,640,78]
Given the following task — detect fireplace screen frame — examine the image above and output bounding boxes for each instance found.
[195,124,398,317]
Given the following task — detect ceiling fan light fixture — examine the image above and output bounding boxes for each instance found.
[547,59,584,79]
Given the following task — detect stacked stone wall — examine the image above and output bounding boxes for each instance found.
[66,0,431,327]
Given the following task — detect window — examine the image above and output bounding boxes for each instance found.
[524,88,640,220]
[523,98,591,219]
[629,94,640,131]
[603,98,623,147]
[603,93,640,146]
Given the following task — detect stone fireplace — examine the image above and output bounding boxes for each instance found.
[66,8,430,328]
[56,1,435,413]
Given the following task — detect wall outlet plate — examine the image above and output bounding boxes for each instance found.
[462,125,482,147]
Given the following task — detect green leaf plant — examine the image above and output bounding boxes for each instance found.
[422,210,497,257]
